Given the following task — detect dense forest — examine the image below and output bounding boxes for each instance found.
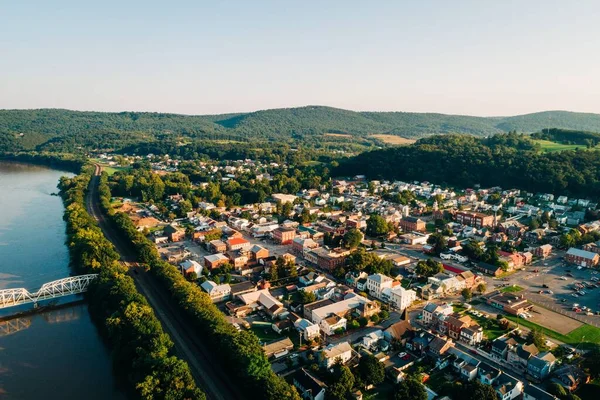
[333,133,600,199]
[532,128,600,147]
[3,107,600,153]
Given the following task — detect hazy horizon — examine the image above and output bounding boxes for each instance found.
[2,104,599,119]
[2,1,599,116]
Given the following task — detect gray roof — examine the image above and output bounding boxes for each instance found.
[567,247,598,260]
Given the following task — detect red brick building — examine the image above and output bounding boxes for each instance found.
[455,211,494,228]
[273,227,296,244]
[399,216,426,232]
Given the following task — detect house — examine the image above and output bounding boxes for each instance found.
[292,368,327,400]
[478,363,502,385]
[460,324,483,345]
[427,336,454,366]
[422,303,453,325]
[310,293,377,325]
[527,352,556,381]
[345,271,368,288]
[366,274,394,300]
[164,224,186,242]
[179,259,202,277]
[203,253,229,270]
[507,343,539,368]
[272,193,297,204]
[399,216,426,232]
[523,385,559,400]
[491,337,517,361]
[249,244,269,262]
[552,365,590,392]
[263,337,294,358]
[445,314,473,340]
[533,244,553,259]
[384,319,414,345]
[389,286,416,311]
[319,314,347,336]
[320,342,353,368]
[226,250,249,271]
[209,239,227,253]
[239,289,286,319]
[565,248,600,267]
[273,226,296,244]
[200,280,231,302]
[493,372,523,400]
[450,348,480,381]
[294,318,320,341]
[226,237,251,251]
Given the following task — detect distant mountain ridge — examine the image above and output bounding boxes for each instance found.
[2,106,600,151]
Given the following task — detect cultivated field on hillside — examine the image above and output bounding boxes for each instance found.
[370,134,416,145]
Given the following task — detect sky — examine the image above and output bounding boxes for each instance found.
[1,0,599,116]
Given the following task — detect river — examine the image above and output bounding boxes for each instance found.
[0,161,125,400]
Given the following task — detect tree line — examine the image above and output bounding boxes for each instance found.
[59,166,203,400]
[334,132,600,199]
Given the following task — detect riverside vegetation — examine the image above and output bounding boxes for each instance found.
[59,165,204,400]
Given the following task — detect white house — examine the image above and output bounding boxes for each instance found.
[200,280,231,302]
[366,273,394,300]
[294,318,320,341]
[362,330,384,350]
[321,342,353,368]
[390,286,416,311]
[319,314,347,336]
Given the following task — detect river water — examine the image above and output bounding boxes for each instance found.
[0,161,125,400]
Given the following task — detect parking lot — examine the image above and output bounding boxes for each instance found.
[492,251,600,327]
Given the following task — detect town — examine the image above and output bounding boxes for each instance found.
[98,152,600,400]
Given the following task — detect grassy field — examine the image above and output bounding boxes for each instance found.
[501,285,524,293]
[370,134,416,145]
[504,315,600,349]
[534,140,592,153]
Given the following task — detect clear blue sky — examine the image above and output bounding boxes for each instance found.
[1,0,599,116]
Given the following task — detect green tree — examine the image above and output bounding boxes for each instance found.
[476,283,487,294]
[391,376,427,400]
[461,288,473,302]
[344,228,363,249]
[366,214,390,237]
[547,382,567,398]
[415,258,443,277]
[582,346,600,379]
[426,232,447,255]
[358,354,385,387]
[527,328,548,351]
[299,290,317,304]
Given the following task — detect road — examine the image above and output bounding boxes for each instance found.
[86,164,243,400]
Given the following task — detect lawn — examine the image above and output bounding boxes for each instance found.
[469,314,506,340]
[102,165,130,176]
[504,315,600,349]
[251,323,283,343]
[501,285,524,293]
[534,140,593,153]
[424,370,451,393]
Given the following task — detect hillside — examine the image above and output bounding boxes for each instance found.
[333,133,600,199]
[3,106,600,152]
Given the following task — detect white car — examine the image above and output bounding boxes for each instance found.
[572,294,579,297]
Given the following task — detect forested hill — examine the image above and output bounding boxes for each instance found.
[3,106,600,152]
[333,133,600,199]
